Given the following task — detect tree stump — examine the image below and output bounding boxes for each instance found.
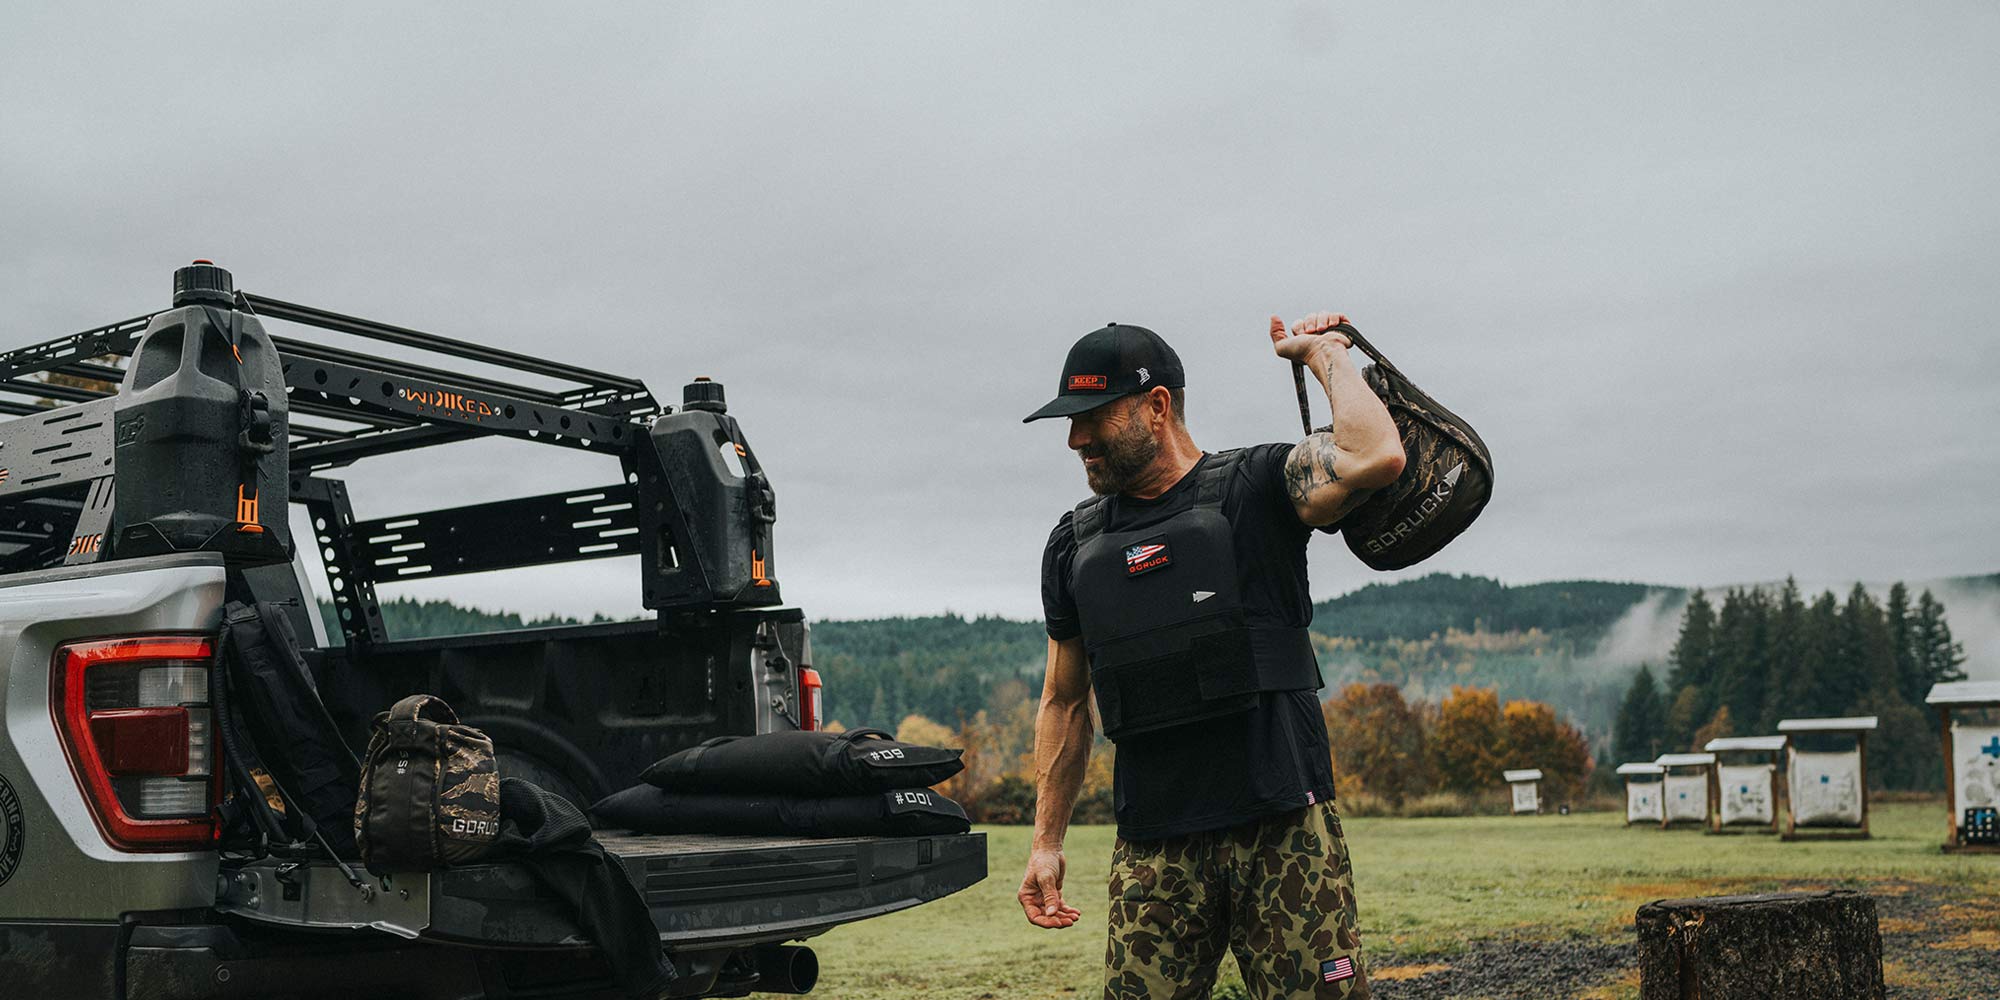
[1636,889,1882,1000]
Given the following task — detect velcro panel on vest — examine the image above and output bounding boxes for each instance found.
[1090,616,1262,741]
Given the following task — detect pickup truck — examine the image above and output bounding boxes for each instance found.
[0,263,986,999]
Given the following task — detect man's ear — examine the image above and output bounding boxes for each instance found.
[1146,385,1174,426]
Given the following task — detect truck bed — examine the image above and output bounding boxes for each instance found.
[218,830,988,952]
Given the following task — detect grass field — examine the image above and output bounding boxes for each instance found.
[804,801,2000,999]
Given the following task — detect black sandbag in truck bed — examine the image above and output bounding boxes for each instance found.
[591,785,971,838]
[640,727,963,795]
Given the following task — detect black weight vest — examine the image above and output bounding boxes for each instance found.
[1069,450,1322,742]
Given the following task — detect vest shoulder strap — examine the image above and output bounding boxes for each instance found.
[1195,448,1246,509]
[1071,495,1110,547]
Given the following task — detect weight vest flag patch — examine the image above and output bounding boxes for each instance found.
[1124,541,1170,576]
[1321,956,1356,983]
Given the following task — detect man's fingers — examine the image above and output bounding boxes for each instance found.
[1269,315,1285,342]
[1038,873,1065,915]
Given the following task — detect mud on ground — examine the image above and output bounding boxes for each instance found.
[1365,879,1999,1000]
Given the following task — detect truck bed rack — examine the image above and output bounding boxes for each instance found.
[0,293,665,468]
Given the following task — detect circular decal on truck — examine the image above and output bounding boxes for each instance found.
[0,773,22,888]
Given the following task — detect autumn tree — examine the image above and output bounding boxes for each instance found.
[1665,686,1709,753]
[1323,683,1431,805]
[1500,699,1593,802]
[1692,704,1735,752]
[1428,686,1506,793]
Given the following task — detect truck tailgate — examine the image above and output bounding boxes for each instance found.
[220,831,986,951]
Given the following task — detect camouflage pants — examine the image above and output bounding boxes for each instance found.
[1104,801,1367,1000]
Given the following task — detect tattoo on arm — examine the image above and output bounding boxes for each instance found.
[1284,432,1343,504]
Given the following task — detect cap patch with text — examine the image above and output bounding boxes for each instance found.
[1023,322,1186,422]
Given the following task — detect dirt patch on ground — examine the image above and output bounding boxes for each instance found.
[1367,935,1631,1000]
[1370,963,1454,982]
[1369,878,1999,1000]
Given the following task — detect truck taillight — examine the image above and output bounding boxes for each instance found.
[799,668,823,731]
[52,637,218,850]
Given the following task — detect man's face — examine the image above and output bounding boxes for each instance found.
[1067,396,1160,496]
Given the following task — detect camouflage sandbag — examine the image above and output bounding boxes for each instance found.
[355,694,500,875]
[1295,323,1493,570]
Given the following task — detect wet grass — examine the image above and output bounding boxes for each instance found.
[804,801,1998,999]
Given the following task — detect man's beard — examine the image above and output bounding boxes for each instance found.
[1079,418,1160,496]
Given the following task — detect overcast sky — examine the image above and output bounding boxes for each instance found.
[4,3,1996,623]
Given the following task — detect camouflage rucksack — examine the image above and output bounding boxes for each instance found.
[355,694,500,875]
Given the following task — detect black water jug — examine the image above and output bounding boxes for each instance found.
[639,378,780,608]
[111,262,290,564]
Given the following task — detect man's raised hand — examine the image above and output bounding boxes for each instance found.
[1268,312,1352,366]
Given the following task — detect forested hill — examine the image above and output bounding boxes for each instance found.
[809,615,1049,731]
[809,575,1682,732]
[1311,575,1677,642]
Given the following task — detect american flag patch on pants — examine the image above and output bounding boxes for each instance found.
[1321,956,1356,983]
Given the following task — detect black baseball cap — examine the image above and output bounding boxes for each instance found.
[1022,323,1185,423]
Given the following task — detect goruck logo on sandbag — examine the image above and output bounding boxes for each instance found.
[1360,461,1465,556]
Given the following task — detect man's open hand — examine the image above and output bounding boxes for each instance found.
[1269,312,1352,367]
[1018,848,1081,928]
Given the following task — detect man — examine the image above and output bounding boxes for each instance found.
[1017,313,1405,1000]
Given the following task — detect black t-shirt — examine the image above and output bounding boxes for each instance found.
[1042,445,1335,841]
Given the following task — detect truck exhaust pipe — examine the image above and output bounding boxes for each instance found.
[752,945,818,994]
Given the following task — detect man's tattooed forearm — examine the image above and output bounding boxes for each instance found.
[1283,432,1343,503]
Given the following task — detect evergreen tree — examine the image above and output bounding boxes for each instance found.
[1837,584,1900,712]
[1759,578,1807,731]
[1713,588,1771,738]
[1912,589,1969,695]
[1795,591,1843,716]
[1663,590,1717,746]
[1613,665,1664,764]
[1886,583,1920,706]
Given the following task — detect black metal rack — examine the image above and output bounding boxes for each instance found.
[0,288,683,647]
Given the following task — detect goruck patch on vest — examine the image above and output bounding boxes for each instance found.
[1124,537,1171,576]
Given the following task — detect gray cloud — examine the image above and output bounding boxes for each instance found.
[5,2,1997,622]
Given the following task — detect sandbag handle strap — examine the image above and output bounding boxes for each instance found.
[387,694,457,726]
[1290,322,1409,435]
[822,727,894,773]
[1333,322,1411,383]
